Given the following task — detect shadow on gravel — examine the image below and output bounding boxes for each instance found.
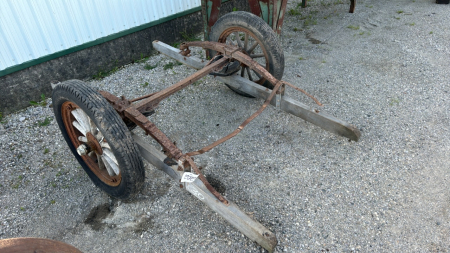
[206,174,226,194]
[84,203,111,231]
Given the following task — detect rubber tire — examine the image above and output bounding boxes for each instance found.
[52,80,145,199]
[209,11,285,97]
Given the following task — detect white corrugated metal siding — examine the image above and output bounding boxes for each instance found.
[0,0,201,72]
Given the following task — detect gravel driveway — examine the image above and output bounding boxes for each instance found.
[1,0,449,252]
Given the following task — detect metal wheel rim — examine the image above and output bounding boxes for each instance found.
[61,101,121,186]
[218,27,270,85]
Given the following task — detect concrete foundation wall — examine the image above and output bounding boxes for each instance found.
[0,0,250,115]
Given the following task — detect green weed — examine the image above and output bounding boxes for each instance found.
[389,97,400,106]
[30,94,47,107]
[181,31,199,42]
[37,117,52,127]
[397,10,404,14]
[93,61,120,80]
[50,200,56,204]
[347,25,360,30]
[141,82,149,88]
[44,148,49,154]
[163,62,182,70]
[144,63,158,70]
[136,53,150,63]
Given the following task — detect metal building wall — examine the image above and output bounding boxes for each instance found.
[0,0,201,73]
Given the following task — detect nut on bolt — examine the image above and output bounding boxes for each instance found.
[76,144,90,156]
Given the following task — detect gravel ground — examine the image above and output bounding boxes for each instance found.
[1,0,449,252]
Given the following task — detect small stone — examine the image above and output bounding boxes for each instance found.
[19,117,25,122]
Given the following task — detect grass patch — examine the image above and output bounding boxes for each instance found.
[397,10,404,14]
[389,97,400,106]
[44,148,50,154]
[144,63,158,70]
[93,61,120,80]
[347,25,360,30]
[163,62,182,70]
[141,82,149,88]
[135,53,150,63]
[50,200,56,204]
[181,31,200,42]
[37,117,52,127]
[29,94,47,107]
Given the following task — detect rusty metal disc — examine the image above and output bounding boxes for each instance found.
[0,237,82,253]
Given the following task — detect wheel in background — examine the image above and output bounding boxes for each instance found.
[52,80,144,199]
[209,11,285,97]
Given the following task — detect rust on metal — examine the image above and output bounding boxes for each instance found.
[133,56,229,112]
[100,40,321,207]
[0,237,82,253]
[184,155,229,205]
[61,101,121,187]
[124,106,184,160]
[248,0,262,16]
[86,132,103,155]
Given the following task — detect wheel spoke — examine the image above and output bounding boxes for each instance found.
[102,156,117,176]
[247,42,258,54]
[246,67,254,81]
[234,32,243,48]
[102,154,119,176]
[100,141,111,149]
[97,153,106,171]
[88,118,97,135]
[71,109,91,133]
[254,70,262,79]
[103,148,118,165]
[244,33,248,50]
[250,53,265,58]
[226,38,235,46]
[72,121,87,136]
